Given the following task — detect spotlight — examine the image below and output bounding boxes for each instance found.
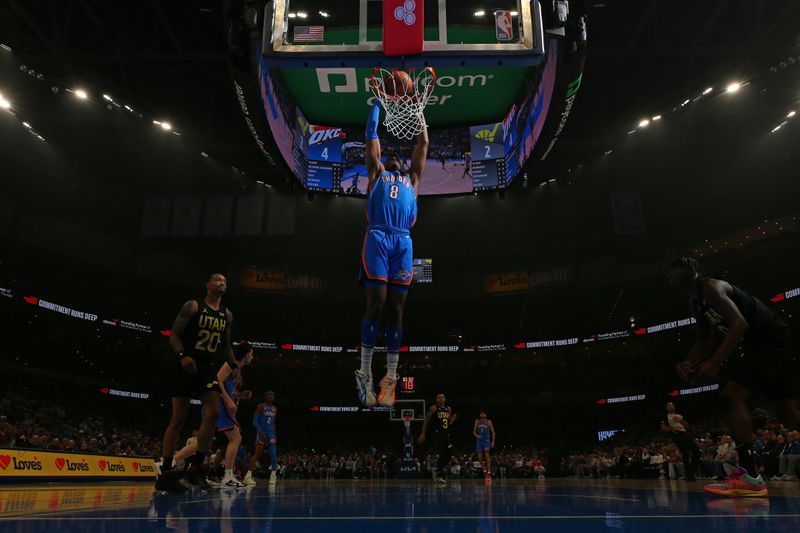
[788,111,796,118]
[160,122,172,130]
[74,89,88,99]
[725,82,741,93]
[51,86,60,94]
[652,115,662,121]
[510,11,518,16]
[297,11,307,18]
[702,87,713,95]
[474,10,485,17]
[36,73,44,80]
[287,12,296,18]
[200,152,209,157]
[638,119,650,128]
[0,43,11,52]
[102,94,113,102]
[319,11,329,17]
[0,96,10,109]
[681,99,690,106]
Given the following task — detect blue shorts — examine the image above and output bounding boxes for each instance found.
[360,228,413,290]
[476,442,491,453]
[202,401,239,433]
[257,431,277,447]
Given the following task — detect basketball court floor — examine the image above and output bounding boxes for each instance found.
[1,479,799,532]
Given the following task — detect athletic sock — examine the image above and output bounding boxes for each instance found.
[360,320,379,376]
[162,456,173,472]
[735,443,757,476]
[385,327,402,378]
[225,469,233,479]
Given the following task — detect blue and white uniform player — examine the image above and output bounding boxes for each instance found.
[355,100,429,408]
[244,391,278,486]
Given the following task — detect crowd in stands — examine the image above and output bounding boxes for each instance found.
[562,420,800,482]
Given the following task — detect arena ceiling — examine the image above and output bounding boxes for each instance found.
[0,0,798,273]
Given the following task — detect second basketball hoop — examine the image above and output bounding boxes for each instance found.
[369,67,436,140]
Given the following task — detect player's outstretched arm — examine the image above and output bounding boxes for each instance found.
[365,101,384,190]
[409,116,429,194]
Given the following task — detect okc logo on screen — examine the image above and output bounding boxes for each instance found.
[394,0,416,26]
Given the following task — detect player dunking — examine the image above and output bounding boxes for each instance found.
[355,100,428,407]
[419,393,457,483]
[156,273,236,492]
[473,409,495,482]
[172,342,254,489]
[244,391,279,486]
[668,257,800,497]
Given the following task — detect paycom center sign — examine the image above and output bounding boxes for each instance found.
[280,66,530,127]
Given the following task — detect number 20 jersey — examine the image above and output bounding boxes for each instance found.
[182,299,228,362]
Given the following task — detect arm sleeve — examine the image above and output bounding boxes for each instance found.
[365,101,381,140]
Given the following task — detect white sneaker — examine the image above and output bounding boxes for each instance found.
[269,470,277,484]
[355,370,377,407]
[435,476,447,484]
[538,475,545,480]
[243,473,257,486]
[377,374,398,407]
[771,475,783,481]
[220,475,245,490]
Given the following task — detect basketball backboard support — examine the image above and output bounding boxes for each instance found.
[262,0,545,67]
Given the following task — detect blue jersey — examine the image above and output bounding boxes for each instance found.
[476,419,491,444]
[367,171,417,233]
[255,404,277,435]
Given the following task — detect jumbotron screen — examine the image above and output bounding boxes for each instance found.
[257,42,558,196]
[413,258,433,284]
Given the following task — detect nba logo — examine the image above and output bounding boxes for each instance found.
[494,10,513,41]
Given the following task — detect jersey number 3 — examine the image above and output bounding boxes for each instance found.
[389,184,399,199]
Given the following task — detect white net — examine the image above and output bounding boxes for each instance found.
[370,67,436,140]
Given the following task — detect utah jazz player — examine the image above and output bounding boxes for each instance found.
[355,101,429,408]
[157,273,237,492]
[668,257,800,497]
[419,393,457,483]
[244,390,279,486]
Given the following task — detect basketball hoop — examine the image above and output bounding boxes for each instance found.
[401,409,415,432]
[370,67,436,140]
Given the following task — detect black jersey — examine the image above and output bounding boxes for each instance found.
[431,404,452,433]
[182,299,228,361]
[693,278,787,344]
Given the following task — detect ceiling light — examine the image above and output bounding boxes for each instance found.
[638,119,650,128]
[702,87,713,95]
[287,12,296,18]
[160,122,172,130]
[510,11,518,16]
[297,11,308,18]
[788,111,796,118]
[74,89,88,99]
[200,152,209,157]
[22,122,30,128]
[652,115,662,121]
[319,11,329,17]
[474,10,486,17]
[102,94,113,102]
[0,97,10,109]
[681,99,690,106]
[725,82,740,93]
[0,43,12,53]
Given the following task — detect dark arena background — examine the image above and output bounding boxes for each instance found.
[1,1,800,531]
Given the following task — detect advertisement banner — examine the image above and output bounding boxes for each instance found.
[0,485,154,516]
[0,449,156,480]
[240,267,288,291]
[484,271,530,294]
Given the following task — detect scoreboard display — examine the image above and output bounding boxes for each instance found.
[469,123,507,191]
[413,258,433,284]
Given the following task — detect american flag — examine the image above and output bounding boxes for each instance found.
[293,25,324,42]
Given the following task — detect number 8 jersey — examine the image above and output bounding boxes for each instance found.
[183,299,228,361]
[360,171,417,288]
